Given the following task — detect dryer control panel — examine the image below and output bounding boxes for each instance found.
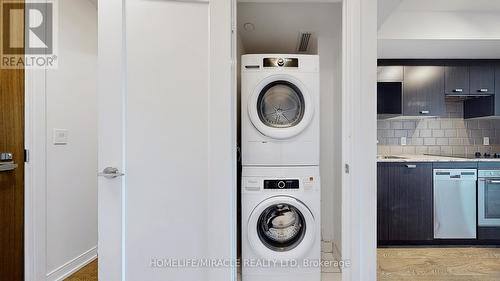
[263,57,299,68]
[264,179,299,189]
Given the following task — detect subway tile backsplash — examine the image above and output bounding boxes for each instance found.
[378,101,500,155]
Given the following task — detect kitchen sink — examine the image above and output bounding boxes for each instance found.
[377,155,407,160]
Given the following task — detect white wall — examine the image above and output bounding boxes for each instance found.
[45,0,98,279]
[317,4,342,251]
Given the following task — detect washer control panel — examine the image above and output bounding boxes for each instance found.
[263,57,299,68]
[264,179,299,189]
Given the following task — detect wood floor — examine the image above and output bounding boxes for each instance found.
[378,248,500,281]
[67,248,500,281]
[65,260,97,281]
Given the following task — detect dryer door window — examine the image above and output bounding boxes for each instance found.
[257,203,306,252]
[257,81,305,128]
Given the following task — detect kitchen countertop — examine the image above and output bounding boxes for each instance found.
[377,154,500,162]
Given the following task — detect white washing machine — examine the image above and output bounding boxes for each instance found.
[241,54,320,166]
[241,166,321,281]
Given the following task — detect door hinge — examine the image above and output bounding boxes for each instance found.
[24,149,29,163]
[345,163,350,174]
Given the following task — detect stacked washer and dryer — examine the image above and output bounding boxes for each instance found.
[241,54,321,281]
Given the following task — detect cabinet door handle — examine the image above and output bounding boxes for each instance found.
[406,164,417,168]
[478,88,489,93]
[420,110,430,115]
[453,88,463,93]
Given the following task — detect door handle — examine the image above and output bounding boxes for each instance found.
[405,164,417,168]
[420,110,430,115]
[478,88,489,93]
[0,162,18,172]
[453,88,463,93]
[98,167,125,179]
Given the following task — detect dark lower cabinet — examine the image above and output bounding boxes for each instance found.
[378,162,434,242]
[478,227,500,241]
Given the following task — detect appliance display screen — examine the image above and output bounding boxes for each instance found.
[264,180,300,189]
[263,58,299,68]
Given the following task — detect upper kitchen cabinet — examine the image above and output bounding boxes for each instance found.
[464,63,500,118]
[377,66,403,115]
[469,63,495,95]
[445,64,469,95]
[403,66,445,117]
[378,66,403,82]
[496,64,500,94]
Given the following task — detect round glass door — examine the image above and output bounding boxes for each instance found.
[257,203,306,252]
[257,81,305,128]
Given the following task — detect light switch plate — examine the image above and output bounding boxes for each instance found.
[401,137,407,146]
[484,137,490,146]
[53,129,69,145]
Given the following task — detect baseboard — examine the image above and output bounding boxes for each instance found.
[332,243,342,262]
[46,246,97,281]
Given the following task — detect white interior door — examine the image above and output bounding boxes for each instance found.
[98,0,236,280]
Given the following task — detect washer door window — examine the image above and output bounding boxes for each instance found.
[248,196,316,260]
[257,81,305,128]
[248,75,314,140]
[257,203,306,252]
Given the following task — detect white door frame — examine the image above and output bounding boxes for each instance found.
[25,68,48,281]
[341,0,378,280]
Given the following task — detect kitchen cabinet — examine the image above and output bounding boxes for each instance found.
[377,66,403,82]
[378,162,434,242]
[496,64,500,94]
[377,66,404,115]
[470,63,495,95]
[464,65,499,118]
[403,66,445,116]
[478,227,500,240]
[464,96,495,119]
[445,64,469,95]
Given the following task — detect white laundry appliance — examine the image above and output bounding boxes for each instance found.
[241,166,321,281]
[241,54,320,166]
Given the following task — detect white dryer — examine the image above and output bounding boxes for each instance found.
[241,166,321,281]
[241,54,320,166]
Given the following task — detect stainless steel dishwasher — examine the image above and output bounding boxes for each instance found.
[433,169,477,239]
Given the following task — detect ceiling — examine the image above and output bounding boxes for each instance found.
[238,2,341,54]
[378,0,500,58]
[378,0,402,28]
[238,0,341,2]
[396,0,500,12]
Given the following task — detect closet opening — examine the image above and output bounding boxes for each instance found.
[236,2,343,281]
